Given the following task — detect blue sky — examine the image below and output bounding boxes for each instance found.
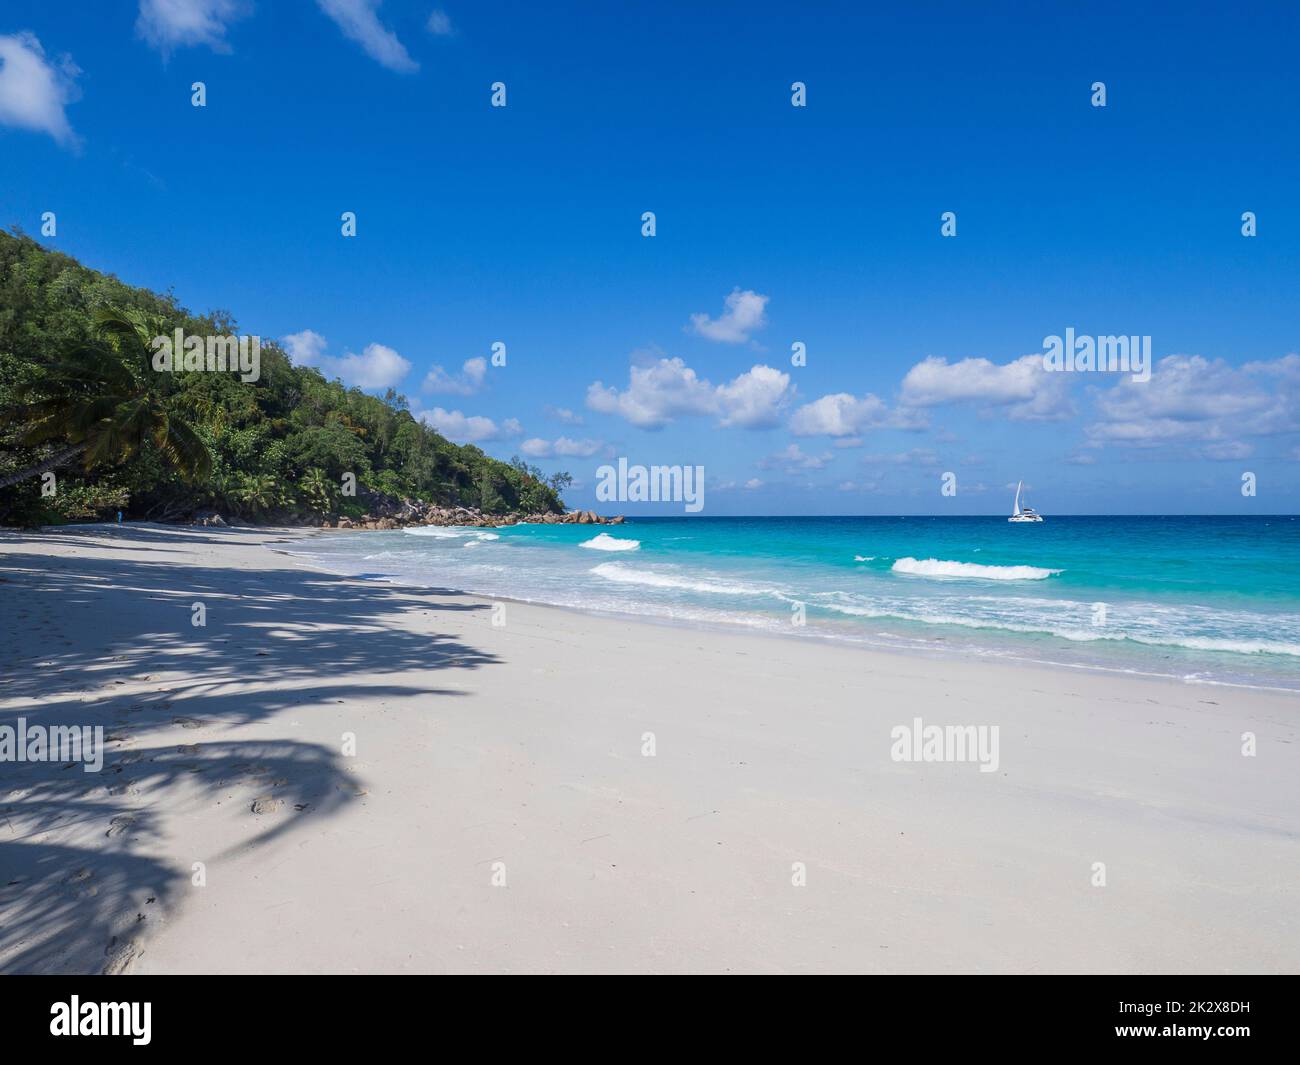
[2,1,1298,514]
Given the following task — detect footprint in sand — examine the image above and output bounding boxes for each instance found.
[105,814,136,838]
[172,716,202,729]
[102,938,140,975]
[250,796,284,814]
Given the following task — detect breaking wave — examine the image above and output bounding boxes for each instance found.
[580,533,641,552]
[892,557,1061,581]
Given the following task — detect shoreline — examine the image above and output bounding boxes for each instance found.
[2,523,1297,974]
[278,530,1300,697]
[287,551,1300,696]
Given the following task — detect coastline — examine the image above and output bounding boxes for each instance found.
[285,523,1300,696]
[2,523,1297,973]
[291,547,1300,696]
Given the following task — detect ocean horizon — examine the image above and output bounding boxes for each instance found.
[289,514,1300,692]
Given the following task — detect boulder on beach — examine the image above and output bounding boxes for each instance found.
[339,504,617,530]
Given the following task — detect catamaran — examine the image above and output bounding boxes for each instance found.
[1009,480,1043,523]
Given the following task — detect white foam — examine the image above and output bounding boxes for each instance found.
[1129,633,1300,657]
[403,525,491,539]
[814,594,1300,657]
[591,562,780,597]
[580,533,641,552]
[892,557,1061,581]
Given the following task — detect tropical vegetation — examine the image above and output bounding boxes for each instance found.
[0,229,569,527]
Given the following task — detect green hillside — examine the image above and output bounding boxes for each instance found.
[0,229,568,527]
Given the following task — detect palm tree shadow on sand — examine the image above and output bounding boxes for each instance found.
[0,530,500,973]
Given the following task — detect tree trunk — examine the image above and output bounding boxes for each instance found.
[0,443,87,489]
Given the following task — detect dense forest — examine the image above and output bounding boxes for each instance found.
[0,229,568,527]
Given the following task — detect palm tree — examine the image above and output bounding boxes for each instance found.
[300,467,335,513]
[235,472,280,516]
[0,305,212,490]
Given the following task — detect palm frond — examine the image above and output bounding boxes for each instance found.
[156,415,213,482]
[93,304,172,368]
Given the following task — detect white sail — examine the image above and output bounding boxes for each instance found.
[1009,479,1043,522]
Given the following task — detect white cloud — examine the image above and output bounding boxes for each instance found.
[0,33,80,148]
[426,9,453,35]
[789,392,894,437]
[282,329,329,366]
[1084,354,1300,454]
[519,436,603,459]
[859,448,940,467]
[281,330,411,389]
[331,343,411,389]
[715,365,794,428]
[587,355,793,430]
[136,0,248,54]
[900,354,1072,421]
[551,437,602,458]
[688,288,769,344]
[587,356,714,428]
[544,405,584,425]
[317,0,418,73]
[417,408,522,444]
[423,356,487,396]
[759,443,833,472]
[744,478,763,490]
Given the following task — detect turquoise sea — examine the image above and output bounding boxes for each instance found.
[290,516,1300,691]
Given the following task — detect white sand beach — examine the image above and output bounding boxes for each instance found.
[1,523,1296,974]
